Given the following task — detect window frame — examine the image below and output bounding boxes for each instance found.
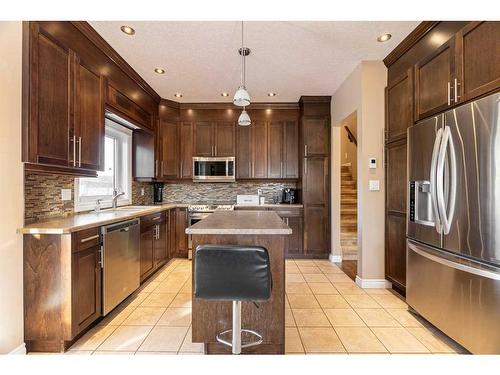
[74,119,133,212]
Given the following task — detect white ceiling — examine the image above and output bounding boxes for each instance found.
[90,21,419,103]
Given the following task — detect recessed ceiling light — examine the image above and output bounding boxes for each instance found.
[377,33,392,42]
[221,92,229,97]
[174,93,183,98]
[120,25,135,35]
[268,92,277,97]
[154,68,165,74]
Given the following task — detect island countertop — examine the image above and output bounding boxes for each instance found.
[186,210,292,235]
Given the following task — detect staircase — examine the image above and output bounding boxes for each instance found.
[340,164,358,260]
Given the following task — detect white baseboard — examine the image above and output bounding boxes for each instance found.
[329,254,342,263]
[355,276,391,289]
[8,343,26,355]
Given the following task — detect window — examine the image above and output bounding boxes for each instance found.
[75,119,132,212]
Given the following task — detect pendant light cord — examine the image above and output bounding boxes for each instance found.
[241,21,245,87]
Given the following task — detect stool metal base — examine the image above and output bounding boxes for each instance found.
[216,301,263,354]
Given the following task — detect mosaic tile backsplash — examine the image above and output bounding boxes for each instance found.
[163,181,297,204]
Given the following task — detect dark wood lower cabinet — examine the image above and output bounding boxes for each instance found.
[385,212,407,291]
[284,215,303,258]
[175,208,188,257]
[303,205,329,257]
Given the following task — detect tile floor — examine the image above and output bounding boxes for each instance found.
[65,258,466,355]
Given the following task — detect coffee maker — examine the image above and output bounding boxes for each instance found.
[153,182,164,204]
[282,188,297,204]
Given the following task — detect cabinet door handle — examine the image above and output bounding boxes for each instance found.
[161,161,164,176]
[180,160,183,177]
[454,78,460,102]
[214,145,217,156]
[155,160,158,177]
[98,246,104,269]
[304,144,308,156]
[72,135,76,167]
[78,136,82,167]
[152,216,161,221]
[447,81,452,105]
[280,161,283,178]
[80,234,99,243]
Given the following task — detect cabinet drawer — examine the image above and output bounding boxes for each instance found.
[140,211,165,229]
[74,227,100,252]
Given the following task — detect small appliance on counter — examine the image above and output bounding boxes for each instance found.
[153,182,164,204]
[236,194,260,205]
[282,188,297,204]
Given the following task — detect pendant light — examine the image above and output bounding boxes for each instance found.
[238,107,251,126]
[233,21,251,107]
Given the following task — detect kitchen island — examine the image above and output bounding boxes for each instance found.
[186,210,291,354]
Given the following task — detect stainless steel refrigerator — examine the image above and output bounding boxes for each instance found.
[407,91,500,354]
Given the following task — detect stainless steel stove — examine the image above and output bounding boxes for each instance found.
[187,203,234,258]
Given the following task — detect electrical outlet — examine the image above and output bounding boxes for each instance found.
[257,188,263,196]
[141,188,145,196]
[61,189,72,201]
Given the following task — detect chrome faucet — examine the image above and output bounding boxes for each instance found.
[112,189,125,209]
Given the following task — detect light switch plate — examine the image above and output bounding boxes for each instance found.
[61,189,72,201]
[369,180,380,191]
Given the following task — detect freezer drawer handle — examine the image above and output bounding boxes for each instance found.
[408,242,500,281]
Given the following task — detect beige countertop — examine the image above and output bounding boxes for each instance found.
[185,211,292,235]
[18,203,186,235]
[234,203,303,209]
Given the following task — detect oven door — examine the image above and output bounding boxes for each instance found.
[192,157,235,182]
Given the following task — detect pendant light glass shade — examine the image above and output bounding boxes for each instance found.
[238,108,251,126]
[233,85,251,107]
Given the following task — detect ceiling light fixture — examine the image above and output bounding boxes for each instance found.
[154,68,165,74]
[221,92,229,97]
[268,92,277,97]
[174,93,183,98]
[120,25,135,35]
[377,33,392,42]
[238,108,251,127]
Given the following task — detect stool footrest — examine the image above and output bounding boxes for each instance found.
[216,329,263,350]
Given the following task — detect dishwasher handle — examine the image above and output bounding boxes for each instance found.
[101,218,140,234]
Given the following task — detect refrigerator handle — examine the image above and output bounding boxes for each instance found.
[436,126,457,235]
[430,126,443,233]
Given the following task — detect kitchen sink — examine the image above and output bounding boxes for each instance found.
[114,205,157,211]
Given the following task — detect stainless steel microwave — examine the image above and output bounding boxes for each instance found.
[192,157,235,182]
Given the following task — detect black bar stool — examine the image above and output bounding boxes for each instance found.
[194,244,272,354]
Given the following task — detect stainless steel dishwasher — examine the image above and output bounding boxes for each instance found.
[101,218,140,315]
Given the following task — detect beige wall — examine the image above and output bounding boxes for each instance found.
[0,21,25,353]
[340,112,358,181]
[331,61,387,284]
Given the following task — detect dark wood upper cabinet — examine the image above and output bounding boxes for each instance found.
[268,121,284,178]
[160,120,179,179]
[283,120,299,179]
[303,157,328,205]
[302,117,329,157]
[106,84,153,131]
[74,59,104,171]
[252,120,268,178]
[214,121,235,156]
[179,122,194,179]
[386,69,413,142]
[386,140,407,213]
[27,27,71,168]
[455,21,500,102]
[133,130,155,180]
[236,124,251,179]
[414,39,455,120]
[194,121,214,157]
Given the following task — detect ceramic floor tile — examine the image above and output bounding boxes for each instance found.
[319,267,345,275]
[286,282,313,294]
[135,351,178,355]
[157,308,192,327]
[355,309,400,327]
[65,350,94,355]
[315,294,350,309]
[292,309,331,327]
[155,279,185,293]
[344,294,381,309]
[307,282,338,295]
[287,294,320,309]
[180,282,192,294]
[286,273,306,283]
[170,293,192,308]
[140,293,176,308]
[371,294,407,309]
[98,305,136,326]
[122,307,166,326]
[298,327,345,353]
[335,327,387,353]
[138,326,189,352]
[303,274,329,283]
[324,309,365,327]
[285,308,296,327]
[386,309,425,327]
[294,260,317,267]
[333,282,366,295]
[285,327,304,353]
[124,292,150,307]
[407,327,465,353]
[70,325,118,351]
[179,327,204,353]
[326,273,354,283]
[372,327,429,353]
[298,266,322,274]
[92,351,136,355]
[97,326,152,351]
[365,288,392,295]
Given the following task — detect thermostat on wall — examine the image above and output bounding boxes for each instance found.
[369,158,377,169]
